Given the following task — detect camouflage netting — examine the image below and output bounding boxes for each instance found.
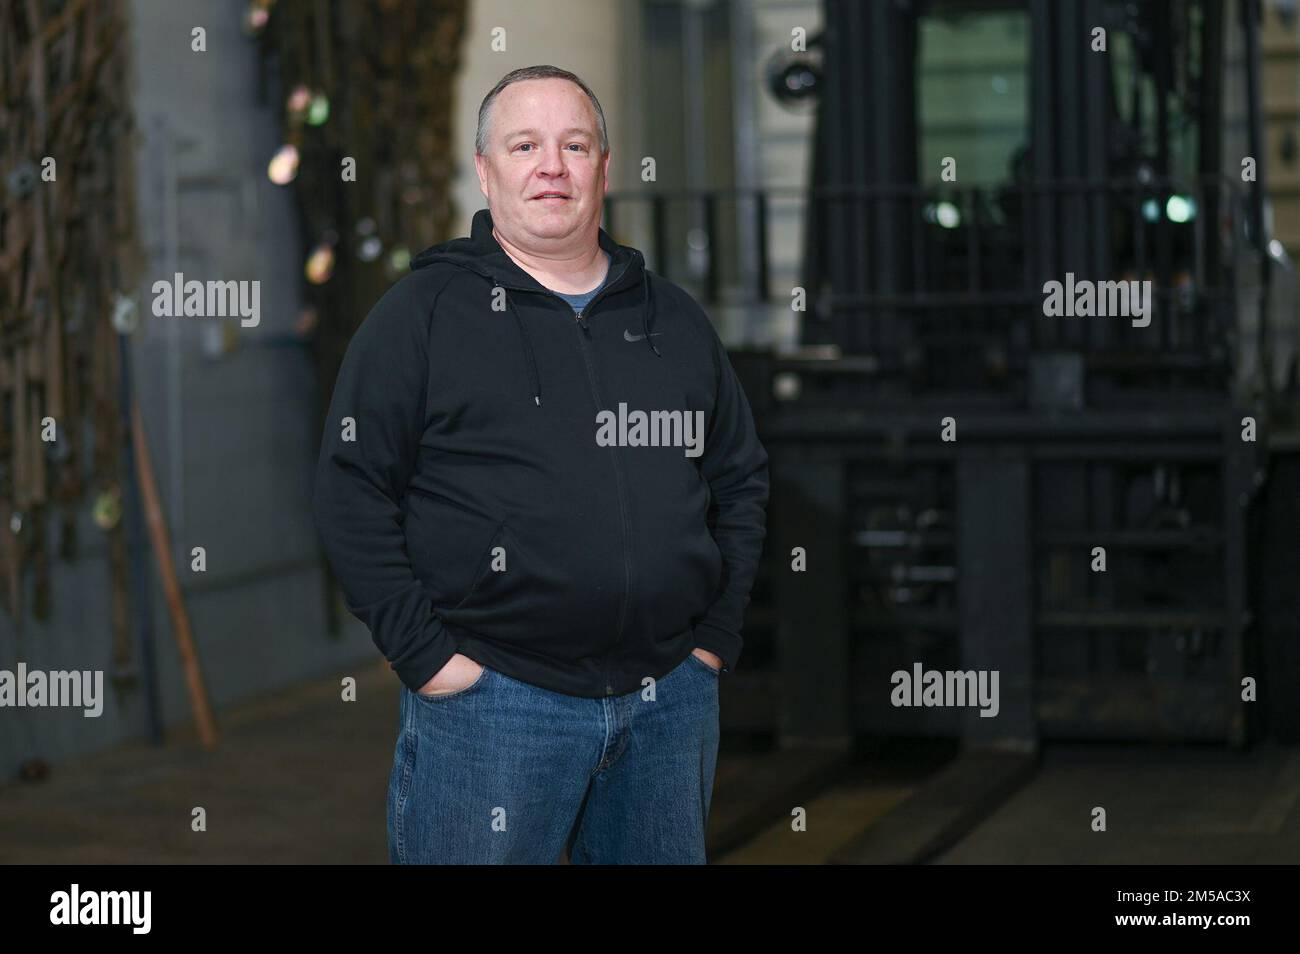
[0,0,141,637]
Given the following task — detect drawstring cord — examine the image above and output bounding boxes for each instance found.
[502,253,659,409]
[505,295,543,407]
[642,268,661,357]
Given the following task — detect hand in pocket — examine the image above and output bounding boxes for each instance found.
[417,654,485,696]
[691,648,723,673]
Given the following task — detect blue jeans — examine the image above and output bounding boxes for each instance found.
[387,650,721,864]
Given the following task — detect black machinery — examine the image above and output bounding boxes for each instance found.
[757,0,1299,748]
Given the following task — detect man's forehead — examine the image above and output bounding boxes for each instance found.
[502,126,595,139]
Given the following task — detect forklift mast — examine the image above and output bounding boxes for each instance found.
[801,0,1291,410]
[759,0,1296,748]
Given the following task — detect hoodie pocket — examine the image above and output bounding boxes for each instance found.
[451,521,508,611]
[445,520,537,621]
[443,517,624,661]
[403,489,506,611]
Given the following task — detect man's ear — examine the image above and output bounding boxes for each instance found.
[473,153,489,199]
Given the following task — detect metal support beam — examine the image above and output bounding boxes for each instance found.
[771,449,851,748]
[957,445,1037,748]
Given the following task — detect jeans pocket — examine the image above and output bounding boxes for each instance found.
[685,652,721,676]
[410,664,492,703]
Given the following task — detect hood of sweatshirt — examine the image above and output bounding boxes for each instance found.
[409,208,660,409]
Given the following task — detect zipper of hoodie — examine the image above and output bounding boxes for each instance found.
[572,307,631,697]
[485,261,635,696]
[573,258,638,695]
[574,269,634,696]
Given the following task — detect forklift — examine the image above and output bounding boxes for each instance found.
[751,0,1299,751]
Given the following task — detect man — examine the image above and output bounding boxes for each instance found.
[312,65,769,864]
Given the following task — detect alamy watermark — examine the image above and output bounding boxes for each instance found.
[595,403,705,458]
[0,665,103,717]
[890,662,1000,718]
[50,884,150,934]
[1042,272,1152,328]
[151,272,260,327]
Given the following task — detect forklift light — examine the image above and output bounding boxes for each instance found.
[1166,195,1196,223]
[924,201,961,229]
[1142,199,1161,223]
[773,372,801,401]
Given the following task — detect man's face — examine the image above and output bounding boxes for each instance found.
[475,78,610,252]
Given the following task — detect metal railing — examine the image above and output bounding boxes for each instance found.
[604,175,1284,403]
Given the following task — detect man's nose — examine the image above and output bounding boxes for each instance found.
[535,143,568,175]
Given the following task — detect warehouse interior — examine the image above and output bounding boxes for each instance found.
[2,0,1300,865]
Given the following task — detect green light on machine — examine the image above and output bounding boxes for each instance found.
[1166,195,1196,223]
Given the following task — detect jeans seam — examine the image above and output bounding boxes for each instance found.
[592,697,614,776]
[394,691,418,864]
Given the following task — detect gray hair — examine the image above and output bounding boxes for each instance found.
[475,65,609,157]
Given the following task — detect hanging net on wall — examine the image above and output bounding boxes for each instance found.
[0,0,142,634]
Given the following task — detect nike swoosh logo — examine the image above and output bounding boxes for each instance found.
[624,329,664,341]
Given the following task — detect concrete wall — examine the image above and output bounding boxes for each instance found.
[0,1,375,776]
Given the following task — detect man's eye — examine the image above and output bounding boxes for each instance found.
[517,143,533,152]
[567,144,585,151]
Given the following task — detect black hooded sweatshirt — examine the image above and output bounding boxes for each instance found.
[311,208,769,697]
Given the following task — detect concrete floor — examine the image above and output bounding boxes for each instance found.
[719,780,912,864]
[936,741,1300,864]
[0,661,397,863]
[3,661,1298,864]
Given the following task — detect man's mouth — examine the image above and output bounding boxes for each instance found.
[531,192,571,200]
